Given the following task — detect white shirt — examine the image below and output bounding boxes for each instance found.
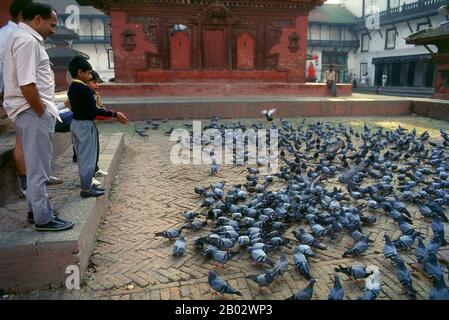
[0,21,18,91]
[3,22,60,122]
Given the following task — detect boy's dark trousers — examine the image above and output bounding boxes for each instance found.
[72,123,100,173]
[70,119,97,191]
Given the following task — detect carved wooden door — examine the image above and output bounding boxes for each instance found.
[202,28,226,70]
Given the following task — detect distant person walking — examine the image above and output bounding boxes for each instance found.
[382,73,387,87]
[2,2,74,231]
[325,64,337,97]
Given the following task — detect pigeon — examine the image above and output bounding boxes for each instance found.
[172,235,187,257]
[429,275,449,300]
[287,279,316,300]
[427,236,441,255]
[183,210,199,222]
[357,266,381,300]
[424,252,444,280]
[261,109,276,122]
[328,273,345,300]
[270,253,288,278]
[295,244,315,257]
[393,234,416,250]
[293,251,312,279]
[249,248,275,267]
[343,236,370,257]
[335,264,374,280]
[210,250,233,266]
[182,220,207,232]
[415,236,429,264]
[208,271,242,297]
[246,271,276,293]
[293,229,327,250]
[383,234,398,261]
[155,228,182,240]
[393,257,416,299]
[431,216,448,246]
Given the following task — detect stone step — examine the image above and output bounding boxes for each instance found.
[0,132,125,293]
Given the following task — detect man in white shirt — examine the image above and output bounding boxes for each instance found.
[0,0,32,195]
[3,2,73,231]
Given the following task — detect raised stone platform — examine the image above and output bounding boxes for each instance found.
[99,82,353,98]
[100,94,449,121]
[0,132,124,293]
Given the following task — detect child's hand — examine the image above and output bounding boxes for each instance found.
[116,112,128,124]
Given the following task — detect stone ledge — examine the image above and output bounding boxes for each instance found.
[0,133,124,293]
[106,99,412,121]
[0,130,72,207]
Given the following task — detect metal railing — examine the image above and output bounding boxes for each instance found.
[356,0,446,28]
[308,39,360,48]
[75,35,111,42]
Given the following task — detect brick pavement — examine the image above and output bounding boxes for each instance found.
[4,117,449,300]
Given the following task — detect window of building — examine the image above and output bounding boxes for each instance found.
[330,26,340,41]
[385,28,396,50]
[107,49,114,69]
[361,33,370,52]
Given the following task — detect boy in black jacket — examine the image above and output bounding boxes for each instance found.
[68,57,127,198]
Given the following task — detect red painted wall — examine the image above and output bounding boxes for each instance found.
[237,32,254,70]
[110,11,158,82]
[170,31,191,70]
[269,16,308,83]
[110,10,310,83]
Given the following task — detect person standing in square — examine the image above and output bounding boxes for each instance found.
[2,2,73,231]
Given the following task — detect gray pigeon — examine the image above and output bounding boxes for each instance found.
[393,257,416,299]
[293,251,312,280]
[249,248,275,267]
[295,244,315,257]
[415,236,429,264]
[343,236,369,257]
[335,264,373,279]
[328,273,344,300]
[429,275,449,300]
[383,234,398,261]
[172,235,187,257]
[246,271,276,293]
[208,271,242,297]
[424,252,444,280]
[287,279,316,300]
[270,253,288,278]
[155,228,182,239]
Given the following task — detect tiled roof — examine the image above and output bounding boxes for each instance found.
[309,4,358,24]
[406,21,449,44]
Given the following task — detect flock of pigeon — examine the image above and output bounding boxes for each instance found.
[149,110,449,300]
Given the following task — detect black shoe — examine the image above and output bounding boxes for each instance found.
[34,217,74,232]
[27,209,59,223]
[92,185,105,192]
[80,189,105,198]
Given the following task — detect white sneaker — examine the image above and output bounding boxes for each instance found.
[92,178,101,186]
[94,169,108,177]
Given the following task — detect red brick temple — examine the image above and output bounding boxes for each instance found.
[86,0,351,97]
